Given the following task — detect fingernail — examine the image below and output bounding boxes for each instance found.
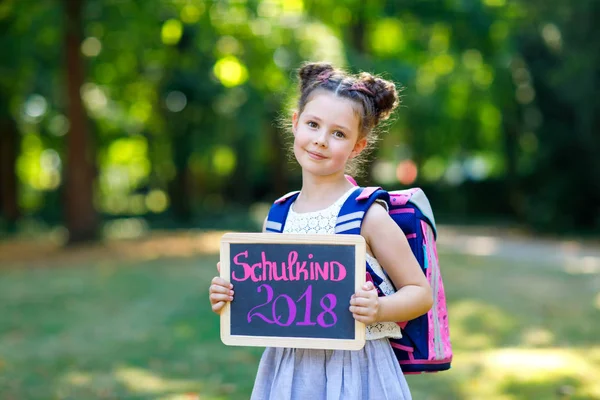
[229,290,234,295]
[229,284,233,289]
[229,296,234,301]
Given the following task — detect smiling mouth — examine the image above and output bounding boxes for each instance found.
[307,150,327,160]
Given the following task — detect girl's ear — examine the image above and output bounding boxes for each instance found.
[350,138,367,159]
[292,112,299,135]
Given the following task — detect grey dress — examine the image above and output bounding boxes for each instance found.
[251,189,412,400]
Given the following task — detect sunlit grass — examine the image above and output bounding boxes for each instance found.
[0,237,598,399]
[405,251,600,400]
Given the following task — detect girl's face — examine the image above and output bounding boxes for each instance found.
[292,91,366,178]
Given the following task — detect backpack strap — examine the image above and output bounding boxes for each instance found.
[335,187,390,234]
[390,188,438,238]
[265,191,300,233]
[336,186,391,292]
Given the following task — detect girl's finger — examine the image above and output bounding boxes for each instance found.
[363,281,374,291]
[212,301,225,313]
[352,313,374,324]
[210,284,233,295]
[217,262,221,273]
[349,305,375,316]
[354,290,377,299]
[349,297,372,307]
[211,276,233,289]
[210,293,233,303]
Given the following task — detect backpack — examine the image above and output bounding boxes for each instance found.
[265,183,452,374]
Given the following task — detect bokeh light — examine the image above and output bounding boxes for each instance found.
[212,146,236,177]
[24,94,47,119]
[145,190,169,213]
[369,19,405,56]
[396,160,418,185]
[213,56,248,88]
[48,115,70,137]
[81,37,102,57]
[161,19,183,45]
[181,4,204,24]
[165,91,187,112]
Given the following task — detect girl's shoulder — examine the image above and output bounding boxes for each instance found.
[364,200,392,221]
[362,201,398,239]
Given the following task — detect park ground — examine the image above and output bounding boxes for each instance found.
[0,226,599,399]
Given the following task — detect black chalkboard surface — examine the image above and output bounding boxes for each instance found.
[220,233,366,350]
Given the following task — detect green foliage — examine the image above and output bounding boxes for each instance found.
[1,0,598,234]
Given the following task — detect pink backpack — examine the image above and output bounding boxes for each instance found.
[266,179,452,373]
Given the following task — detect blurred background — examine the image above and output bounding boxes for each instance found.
[0,0,599,399]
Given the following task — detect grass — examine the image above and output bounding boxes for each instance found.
[0,233,599,399]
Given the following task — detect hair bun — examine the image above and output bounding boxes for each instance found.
[298,62,335,92]
[358,72,399,121]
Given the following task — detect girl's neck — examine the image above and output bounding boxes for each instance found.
[295,173,355,212]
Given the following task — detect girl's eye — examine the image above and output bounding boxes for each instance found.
[307,121,318,128]
[333,131,346,138]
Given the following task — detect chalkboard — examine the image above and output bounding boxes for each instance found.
[220,233,366,350]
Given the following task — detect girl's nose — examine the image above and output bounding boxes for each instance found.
[314,130,328,147]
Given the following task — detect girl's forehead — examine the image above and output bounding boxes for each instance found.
[302,92,361,127]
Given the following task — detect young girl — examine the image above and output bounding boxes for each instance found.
[209,62,433,400]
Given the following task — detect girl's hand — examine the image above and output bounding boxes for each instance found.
[209,275,233,315]
[350,281,380,325]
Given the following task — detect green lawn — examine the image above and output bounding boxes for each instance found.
[0,237,598,399]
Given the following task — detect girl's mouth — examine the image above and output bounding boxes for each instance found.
[307,150,327,160]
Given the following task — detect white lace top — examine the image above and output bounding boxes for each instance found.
[283,187,402,340]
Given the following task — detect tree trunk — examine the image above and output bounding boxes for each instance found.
[168,139,193,222]
[0,115,19,230]
[167,115,193,222]
[0,1,19,231]
[63,0,98,243]
[502,114,521,214]
[349,2,367,54]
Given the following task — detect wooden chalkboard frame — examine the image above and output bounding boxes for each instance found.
[220,232,366,351]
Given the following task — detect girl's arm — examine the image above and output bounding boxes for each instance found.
[351,203,433,324]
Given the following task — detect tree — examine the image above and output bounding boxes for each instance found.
[0,112,19,230]
[63,0,98,242]
[0,1,21,231]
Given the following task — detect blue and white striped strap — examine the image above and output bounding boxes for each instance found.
[335,187,390,234]
[265,191,300,233]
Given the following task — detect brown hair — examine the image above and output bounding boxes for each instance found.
[294,61,400,175]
